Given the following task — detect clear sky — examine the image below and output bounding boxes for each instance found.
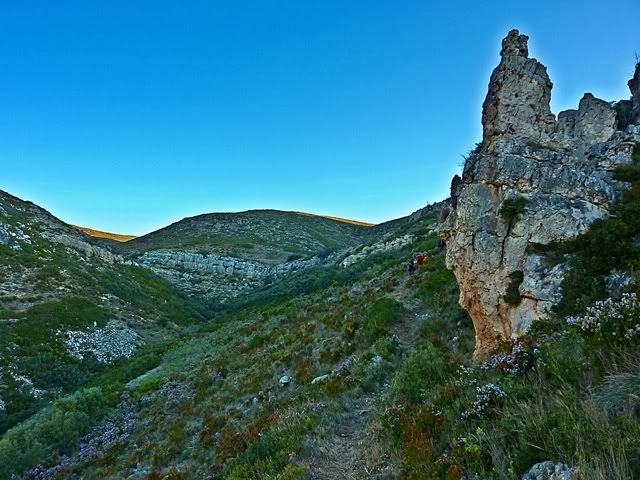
[2,1,639,235]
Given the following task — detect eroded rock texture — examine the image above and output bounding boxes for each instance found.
[441,30,639,357]
[630,62,640,121]
[138,250,329,301]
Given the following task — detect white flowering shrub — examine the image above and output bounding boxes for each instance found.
[453,365,478,388]
[3,365,45,400]
[566,293,640,341]
[59,321,140,364]
[460,383,507,420]
[0,398,5,412]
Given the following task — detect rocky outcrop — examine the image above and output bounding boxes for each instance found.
[0,224,9,245]
[340,234,415,267]
[441,30,637,357]
[481,30,556,144]
[630,62,640,122]
[522,461,575,480]
[138,250,331,301]
[44,232,130,265]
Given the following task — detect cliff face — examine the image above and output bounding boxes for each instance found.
[117,210,371,302]
[631,62,640,121]
[441,30,640,357]
[137,250,329,301]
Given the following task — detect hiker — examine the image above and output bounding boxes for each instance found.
[407,259,416,276]
[438,239,446,254]
[416,253,426,265]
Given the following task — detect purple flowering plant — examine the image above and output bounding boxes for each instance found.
[566,293,640,342]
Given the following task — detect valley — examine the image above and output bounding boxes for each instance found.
[1,29,640,480]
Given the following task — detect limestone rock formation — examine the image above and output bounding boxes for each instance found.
[138,249,330,301]
[522,461,575,480]
[630,61,640,121]
[441,30,638,357]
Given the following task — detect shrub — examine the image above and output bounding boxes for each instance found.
[363,297,405,340]
[499,196,527,223]
[0,387,109,478]
[591,370,640,416]
[224,413,316,479]
[392,343,450,404]
[17,297,110,347]
[554,142,640,316]
[566,293,640,344]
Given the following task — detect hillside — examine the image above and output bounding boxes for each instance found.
[115,210,375,303]
[5,159,640,478]
[2,30,640,480]
[121,210,370,260]
[0,190,209,438]
[0,197,451,480]
[73,226,137,243]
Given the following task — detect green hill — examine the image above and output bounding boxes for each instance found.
[0,190,209,439]
[2,158,640,478]
[120,209,371,263]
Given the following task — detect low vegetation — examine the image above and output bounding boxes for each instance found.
[499,196,527,223]
[553,142,640,316]
[2,153,640,478]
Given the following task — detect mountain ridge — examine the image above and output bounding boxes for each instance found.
[72,209,375,245]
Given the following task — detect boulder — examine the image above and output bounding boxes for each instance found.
[522,461,574,480]
[311,374,330,385]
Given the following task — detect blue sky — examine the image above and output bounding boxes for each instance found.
[1,1,638,235]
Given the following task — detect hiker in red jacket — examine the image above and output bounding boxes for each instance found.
[416,254,426,266]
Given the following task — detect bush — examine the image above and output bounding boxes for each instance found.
[591,370,640,416]
[17,297,109,347]
[224,413,316,479]
[554,146,640,315]
[566,293,640,345]
[499,196,527,223]
[392,343,450,404]
[0,387,109,479]
[363,297,405,340]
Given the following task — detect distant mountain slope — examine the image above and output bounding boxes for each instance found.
[0,190,208,436]
[293,211,375,227]
[0,189,450,480]
[73,225,136,242]
[114,210,375,302]
[121,209,370,262]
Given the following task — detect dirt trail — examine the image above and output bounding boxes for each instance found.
[301,281,425,480]
[301,394,379,480]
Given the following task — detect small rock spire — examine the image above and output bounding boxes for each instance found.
[482,29,554,143]
[500,29,529,58]
[630,61,640,118]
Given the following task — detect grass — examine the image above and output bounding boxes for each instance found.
[363,297,405,340]
[73,225,137,242]
[0,387,109,479]
[0,216,437,479]
[119,209,370,260]
[4,166,640,479]
[375,146,640,479]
